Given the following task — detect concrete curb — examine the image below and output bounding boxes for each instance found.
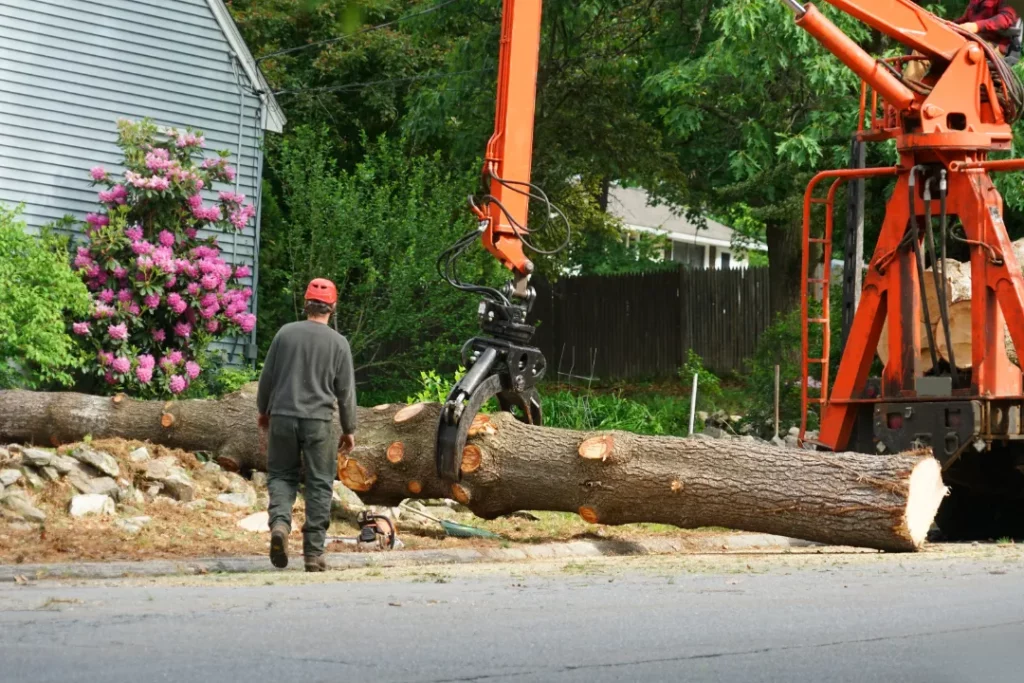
[0,533,819,583]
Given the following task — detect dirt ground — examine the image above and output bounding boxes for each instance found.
[0,437,732,565]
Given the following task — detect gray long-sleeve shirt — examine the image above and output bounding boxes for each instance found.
[256,320,357,434]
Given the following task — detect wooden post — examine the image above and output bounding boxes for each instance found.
[774,364,781,439]
[688,373,698,435]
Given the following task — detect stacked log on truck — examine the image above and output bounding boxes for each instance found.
[877,239,1024,371]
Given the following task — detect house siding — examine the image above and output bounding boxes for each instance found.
[0,0,265,364]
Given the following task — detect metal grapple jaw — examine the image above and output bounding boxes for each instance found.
[435,295,546,482]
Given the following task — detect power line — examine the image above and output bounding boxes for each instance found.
[273,68,492,97]
[255,0,465,63]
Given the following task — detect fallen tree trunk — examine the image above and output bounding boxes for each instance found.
[0,389,946,551]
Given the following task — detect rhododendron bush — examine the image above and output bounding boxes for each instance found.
[71,118,257,397]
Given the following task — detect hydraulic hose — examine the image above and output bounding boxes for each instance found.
[909,166,940,373]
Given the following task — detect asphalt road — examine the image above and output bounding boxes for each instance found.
[1,550,1022,683]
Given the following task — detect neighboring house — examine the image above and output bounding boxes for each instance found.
[607,185,767,270]
[0,0,284,363]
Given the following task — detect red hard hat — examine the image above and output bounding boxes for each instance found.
[305,278,337,305]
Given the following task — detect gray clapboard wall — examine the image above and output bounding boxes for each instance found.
[0,0,284,364]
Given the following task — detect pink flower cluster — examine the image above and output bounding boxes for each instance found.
[99,184,128,205]
[72,118,259,398]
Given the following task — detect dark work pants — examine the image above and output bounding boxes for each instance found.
[267,416,337,557]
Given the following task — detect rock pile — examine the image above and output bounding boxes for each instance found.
[0,441,263,533]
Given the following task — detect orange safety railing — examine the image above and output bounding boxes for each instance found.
[800,166,902,444]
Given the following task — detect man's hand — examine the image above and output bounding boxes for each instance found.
[339,433,355,455]
[258,413,270,430]
[960,21,980,34]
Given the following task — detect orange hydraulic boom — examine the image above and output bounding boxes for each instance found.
[436,0,571,482]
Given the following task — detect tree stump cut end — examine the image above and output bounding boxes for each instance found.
[338,457,377,493]
[461,445,482,473]
[904,457,947,549]
[386,442,405,464]
[468,414,497,437]
[394,403,427,425]
[451,484,471,505]
[579,435,614,461]
[578,506,599,524]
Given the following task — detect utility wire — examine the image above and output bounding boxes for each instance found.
[274,67,492,97]
[256,0,465,63]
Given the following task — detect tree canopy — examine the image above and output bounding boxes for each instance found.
[230,0,1024,389]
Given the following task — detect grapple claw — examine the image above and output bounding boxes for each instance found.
[436,337,546,482]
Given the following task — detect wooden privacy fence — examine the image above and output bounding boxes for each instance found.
[530,267,771,379]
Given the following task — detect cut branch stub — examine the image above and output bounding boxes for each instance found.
[112,394,125,405]
[579,435,615,461]
[394,403,427,425]
[386,442,405,464]
[160,413,175,428]
[578,506,599,524]
[373,404,391,412]
[468,414,497,437]
[461,445,482,474]
[407,480,423,495]
[451,483,471,505]
[338,457,377,492]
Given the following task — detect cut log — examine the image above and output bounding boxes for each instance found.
[0,388,946,551]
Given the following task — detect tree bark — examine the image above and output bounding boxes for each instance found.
[766,216,805,319]
[0,385,265,472]
[0,389,946,551]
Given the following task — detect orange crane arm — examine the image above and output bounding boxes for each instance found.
[820,0,966,60]
[476,0,543,281]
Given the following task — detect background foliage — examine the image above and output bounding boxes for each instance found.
[0,205,91,389]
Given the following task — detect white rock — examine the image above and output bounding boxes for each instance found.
[145,484,162,499]
[201,461,222,475]
[40,466,60,482]
[20,448,54,467]
[788,426,800,437]
[71,447,120,478]
[52,455,78,475]
[785,435,800,449]
[237,511,269,532]
[0,469,23,487]
[69,494,115,518]
[771,435,786,448]
[251,472,268,489]
[2,492,46,523]
[185,499,208,511]
[128,447,151,463]
[217,492,255,508]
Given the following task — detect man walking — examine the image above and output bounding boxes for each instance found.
[257,278,357,572]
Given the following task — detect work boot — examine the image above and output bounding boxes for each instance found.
[270,522,289,569]
[304,554,327,572]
